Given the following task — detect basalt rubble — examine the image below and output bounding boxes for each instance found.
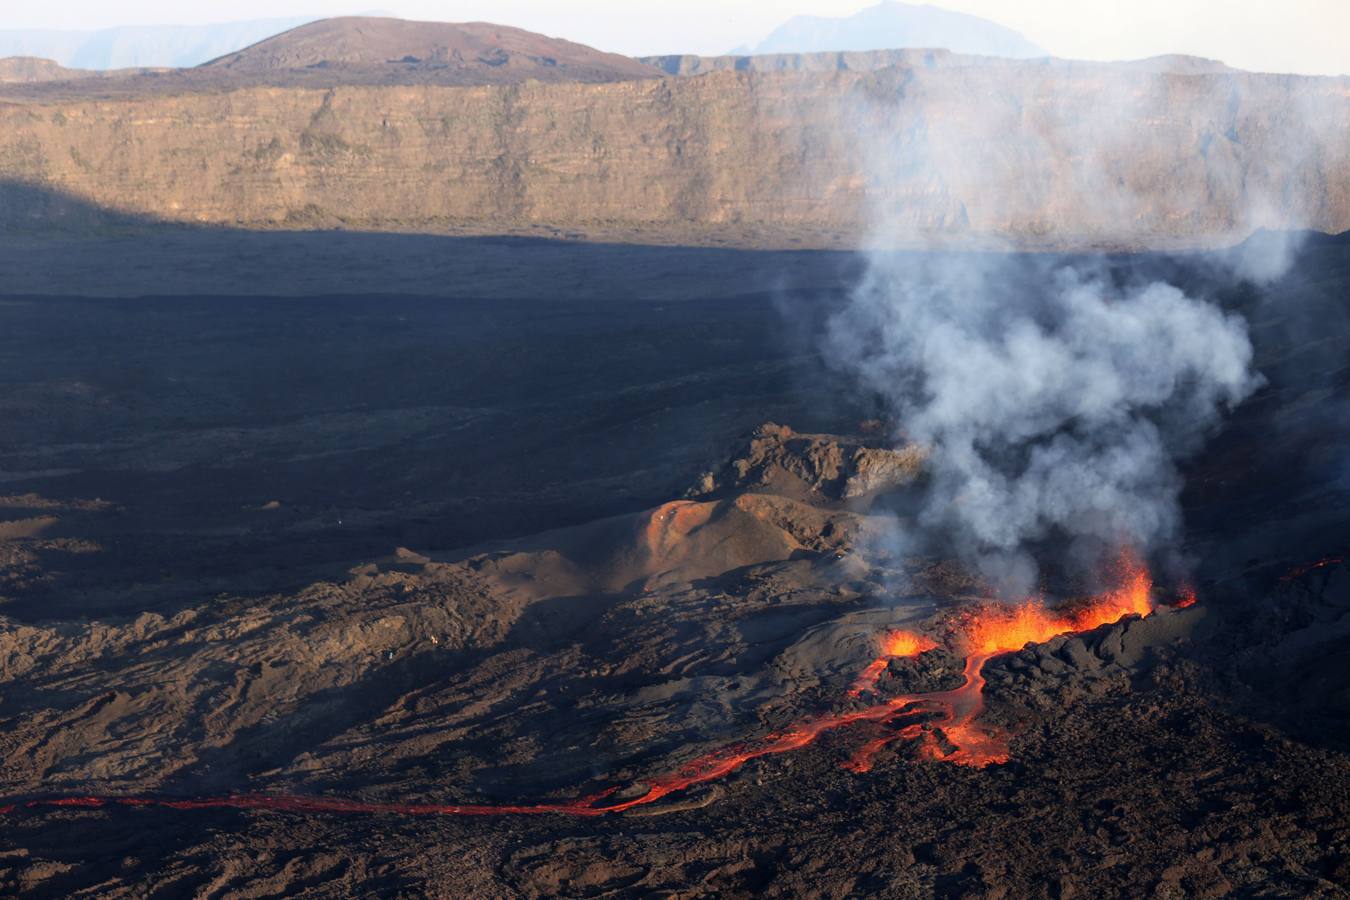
[3,423,1347,896]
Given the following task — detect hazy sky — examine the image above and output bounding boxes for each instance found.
[2,1,1346,76]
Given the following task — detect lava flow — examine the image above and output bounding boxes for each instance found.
[4,556,1177,820]
[845,553,1159,771]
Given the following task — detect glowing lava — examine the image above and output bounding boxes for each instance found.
[1281,554,1346,581]
[847,629,939,697]
[3,554,1178,819]
[964,555,1152,655]
[882,630,939,657]
[842,652,1009,772]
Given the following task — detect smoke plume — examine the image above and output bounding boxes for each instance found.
[815,62,1340,593]
[826,252,1261,592]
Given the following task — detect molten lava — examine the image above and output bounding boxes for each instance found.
[964,556,1152,655]
[842,557,1155,771]
[3,553,1182,820]
[842,652,1009,772]
[882,630,939,657]
[848,629,939,696]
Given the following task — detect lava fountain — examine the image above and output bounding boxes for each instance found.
[848,629,939,697]
[964,553,1154,656]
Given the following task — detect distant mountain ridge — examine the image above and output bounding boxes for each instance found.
[749,1,1044,58]
[0,17,318,69]
[0,57,98,83]
[0,17,662,92]
[643,49,1233,77]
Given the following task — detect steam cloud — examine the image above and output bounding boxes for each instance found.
[826,253,1261,593]
[806,60,1346,593]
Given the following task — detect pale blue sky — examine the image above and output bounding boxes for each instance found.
[2,1,1346,76]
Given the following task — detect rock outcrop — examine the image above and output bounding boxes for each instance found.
[691,423,927,503]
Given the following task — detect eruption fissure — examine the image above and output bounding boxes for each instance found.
[3,560,1184,820]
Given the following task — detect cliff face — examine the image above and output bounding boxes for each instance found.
[1,63,1347,250]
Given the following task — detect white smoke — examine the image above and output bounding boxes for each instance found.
[813,60,1344,592]
[826,252,1261,592]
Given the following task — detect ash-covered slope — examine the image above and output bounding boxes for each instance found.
[201,17,662,85]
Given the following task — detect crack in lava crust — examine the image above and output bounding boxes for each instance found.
[4,559,1177,819]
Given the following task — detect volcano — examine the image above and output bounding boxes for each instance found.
[3,252,1350,898]
[0,20,1346,880]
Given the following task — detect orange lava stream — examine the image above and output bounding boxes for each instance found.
[842,652,1008,772]
[4,557,1172,819]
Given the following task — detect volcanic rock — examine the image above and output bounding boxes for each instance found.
[2,408,1349,894]
[691,423,926,504]
[2,217,1349,895]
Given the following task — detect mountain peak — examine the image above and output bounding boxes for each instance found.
[201,16,661,84]
[752,1,1044,58]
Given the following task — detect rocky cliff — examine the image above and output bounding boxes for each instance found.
[1,61,1346,249]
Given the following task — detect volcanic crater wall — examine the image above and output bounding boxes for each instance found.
[0,65,1347,248]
